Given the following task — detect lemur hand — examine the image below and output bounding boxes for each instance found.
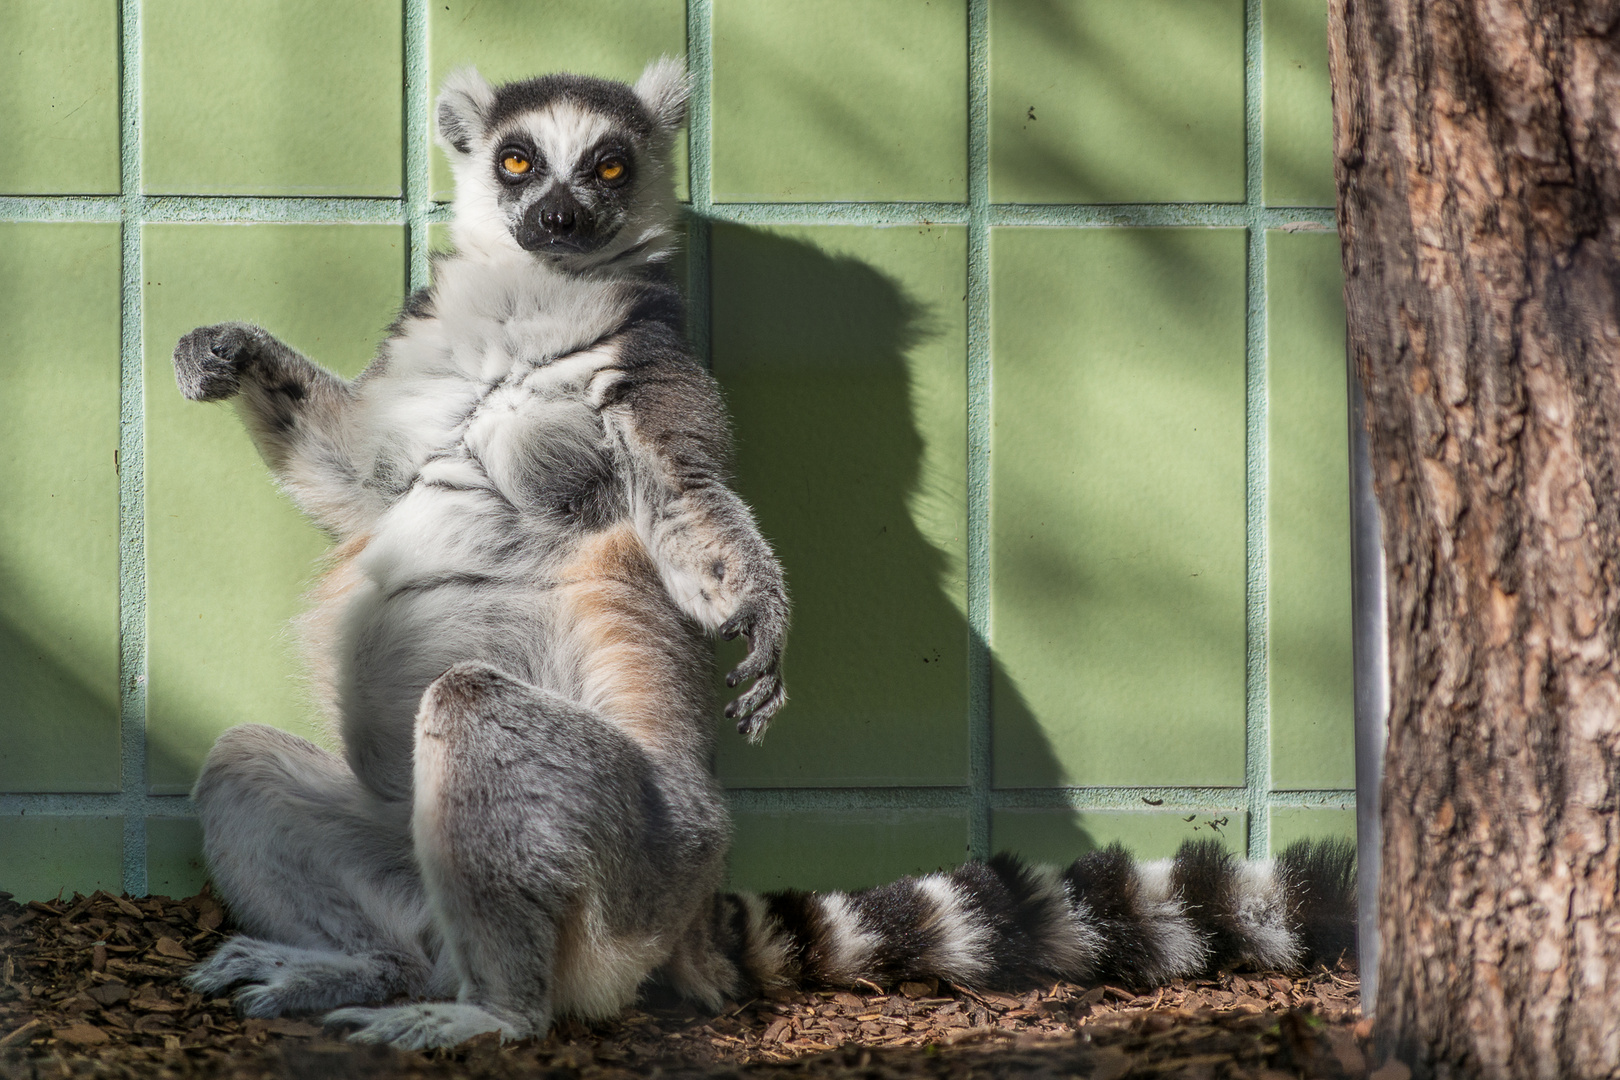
[173,322,264,402]
[721,595,787,742]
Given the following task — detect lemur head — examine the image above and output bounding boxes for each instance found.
[436,58,688,272]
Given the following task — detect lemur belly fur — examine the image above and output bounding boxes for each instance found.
[175,60,1355,1051]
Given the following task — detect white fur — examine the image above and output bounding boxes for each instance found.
[1026,862,1106,978]
[550,901,670,1020]
[1134,859,1213,980]
[813,892,880,983]
[914,875,993,983]
[737,893,795,987]
[1232,859,1302,969]
[633,56,689,131]
[330,1002,523,1049]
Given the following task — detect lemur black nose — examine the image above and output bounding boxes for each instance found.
[541,207,576,233]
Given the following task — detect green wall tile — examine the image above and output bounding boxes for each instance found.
[0,224,122,793]
[142,0,402,196]
[428,0,688,202]
[1263,0,1336,208]
[992,808,1246,863]
[0,817,122,902]
[710,223,968,786]
[729,807,968,892]
[0,0,120,194]
[990,0,1245,204]
[1267,231,1353,789]
[143,224,406,794]
[712,0,967,202]
[990,228,1247,788]
[1268,807,1355,854]
[146,817,207,898]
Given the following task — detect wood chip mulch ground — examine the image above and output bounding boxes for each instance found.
[0,889,1395,1080]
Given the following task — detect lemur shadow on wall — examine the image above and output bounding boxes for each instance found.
[699,224,1097,871]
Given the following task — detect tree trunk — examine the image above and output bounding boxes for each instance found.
[1328,2,1620,1076]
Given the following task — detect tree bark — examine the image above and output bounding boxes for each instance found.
[1328,2,1620,1076]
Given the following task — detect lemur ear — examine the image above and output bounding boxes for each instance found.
[436,67,496,155]
[633,56,689,134]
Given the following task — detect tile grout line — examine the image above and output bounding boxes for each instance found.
[724,787,1353,814]
[404,0,431,293]
[1242,0,1271,860]
[0,195,1335,231]
[684,0,714,366]
[116,0,149,896]
[1,785,1352,817]
[964,0,993,862]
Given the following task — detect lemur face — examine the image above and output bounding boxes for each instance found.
[487,102,640,256]
[436,61,687,269]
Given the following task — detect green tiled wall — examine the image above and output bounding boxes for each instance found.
[0,818,123,902]
[1267,231,1354,790]
[0,0,120,195]
[730,808,970,892]
[990,227,1247,789]
[989,0,1246,204]
[0,0,1354,902]
[712,0,968,202]
[142,224,405,793]
[142,0,403,196]
[0,224,122,793]
[992,808,1246,863]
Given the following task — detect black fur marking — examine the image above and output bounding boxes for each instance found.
[270,380,307,402]
[1276,837,1357,965]
[386,285,437,338]
[846,879,942,982]
[762,890,818,983]
[721,893,753,977]
[1064,844,1162,987]
[487,74,654,139]
[955,855,1076,986]
[383,573,503,601]
[1168,840,1247,970]
[623,283,684,333]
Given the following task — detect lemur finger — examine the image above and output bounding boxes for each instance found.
[726,640,780,686]
[720,611,751,641]
[725,672,783,722]
[733,679,787,741]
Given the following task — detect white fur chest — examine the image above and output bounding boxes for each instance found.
[351,272,630,593]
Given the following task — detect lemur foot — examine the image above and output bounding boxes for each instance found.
[188,935,416,1017]
[326,1003,528,1050]
[173,322,264,402]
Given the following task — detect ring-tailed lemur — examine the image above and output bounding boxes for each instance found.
[176,60,1355,1051]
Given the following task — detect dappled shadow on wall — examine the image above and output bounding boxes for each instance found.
[0,609,119,793]
[705,223,1094,863]
[989,0,1247,204]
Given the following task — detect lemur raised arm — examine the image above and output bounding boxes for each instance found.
[178,60,1353,1051]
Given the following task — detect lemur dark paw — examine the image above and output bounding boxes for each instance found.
[722,604,786,741]
[173,322,260,402]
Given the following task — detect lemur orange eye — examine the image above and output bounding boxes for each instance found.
[597,158,625,181]
[502,153,531,175]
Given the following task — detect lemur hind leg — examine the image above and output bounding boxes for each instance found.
[330,662,726,1050]
[189,725,441,1016]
